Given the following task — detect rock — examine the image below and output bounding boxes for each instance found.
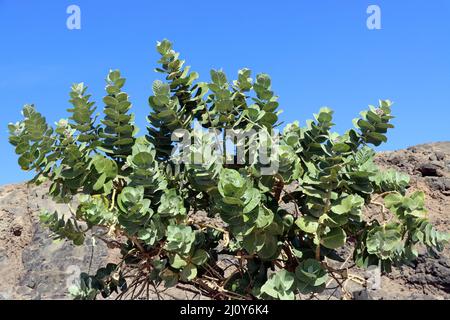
[0,183,113,300]
[388,155,403,166]
[410,294,437,300]
[425,177,450,192]
[18,227,109,300]
[405,254,450,292]
[418,163,443,177]
[435,152,446,161]
[444,179,450,189]
[0,292,10,300]
[408,146,419,153]
[0,249,8,266]
[353,289,373,300]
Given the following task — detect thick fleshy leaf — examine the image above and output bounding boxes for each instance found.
[321,227,346,249]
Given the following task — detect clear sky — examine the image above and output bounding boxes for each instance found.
[0,0,449,184]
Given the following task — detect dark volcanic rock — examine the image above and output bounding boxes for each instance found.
[0,184,111,300]
[418,163,443,177]
[18,227,109,300]
[426,177,450,192]
[435,152,446,161]
[405,254,450,293]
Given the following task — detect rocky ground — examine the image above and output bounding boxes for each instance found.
[0,184,111,299]
[0,142,449,300]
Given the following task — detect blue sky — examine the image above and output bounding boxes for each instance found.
[0,0,449,184]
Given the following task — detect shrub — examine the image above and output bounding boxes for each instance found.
[8,39,449,300]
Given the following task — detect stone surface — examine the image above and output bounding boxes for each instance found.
[0,183,110,300]
[418,163,443,177]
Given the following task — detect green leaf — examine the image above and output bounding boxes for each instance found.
[211,69,228,87]
[180,263,197,281]
[235,68,252,91]
[218,169,246,199]
[321,227,346,249]
[260,270,295,300]
[191,249,209,266]
[357,119,376,131]
[295,259,328,294]
[317,107,333,123]
[243,231,279,260]
[384,193,403,209]
[108,70,121,82]
[18,153,33,170]
[156,39,172,55]
[332,143,351,153]
[158,189,186,217]
[165,225,196,255]
[243,188,261,214]
[366,224,403,259]
[256,74,271,89]
[295,216,319,234]
[331,194,364,215]
[254,206,274,229]
[319,213,348,228]
[103,96,118,106]
[169,254,188,269]
[152,80,170,97]
[93,173,106,191]
[160,268,178,288]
